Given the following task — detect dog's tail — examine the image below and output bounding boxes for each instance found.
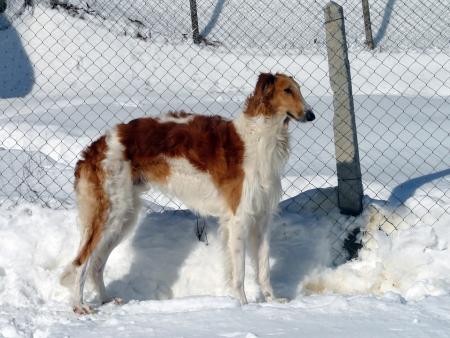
[60,136,109,287]
[60,262,77,287]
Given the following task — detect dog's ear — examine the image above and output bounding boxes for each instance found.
[254,73,275,99]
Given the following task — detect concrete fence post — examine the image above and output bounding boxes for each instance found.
[324,1,364,216]
[189,0,201,44]
[361,0,374,49]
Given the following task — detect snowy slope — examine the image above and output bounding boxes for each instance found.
[1,184,450,337]
[5,0,446,52]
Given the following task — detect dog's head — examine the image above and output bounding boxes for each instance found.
[247,72,315,124]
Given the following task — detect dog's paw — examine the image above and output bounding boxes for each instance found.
[73,304,93,315]
[101,297,124,305]
[265,294,289,304]
[271,297,289,304]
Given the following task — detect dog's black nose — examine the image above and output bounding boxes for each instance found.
[306,110,315,122]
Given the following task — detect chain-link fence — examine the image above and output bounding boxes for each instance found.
[0,0,449,262]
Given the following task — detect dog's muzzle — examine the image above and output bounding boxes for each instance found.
[287,109,316,122]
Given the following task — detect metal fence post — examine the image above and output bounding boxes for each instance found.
[361,0,374,49]
[324,1,364,216]
[189,0,201,44]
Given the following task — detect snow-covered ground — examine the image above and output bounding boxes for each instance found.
[0,0,449,336]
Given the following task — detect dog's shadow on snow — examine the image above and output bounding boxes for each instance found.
[106,166,450,302]
[107,187,340,303]
[107,208,201,302]
[270,187,341,299]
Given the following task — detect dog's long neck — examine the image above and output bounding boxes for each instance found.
[233,109,289,214]
[236,94,290,169]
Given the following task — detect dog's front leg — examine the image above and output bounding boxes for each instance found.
[251,213,275,301]
[253,214,287,303]
[257,226,275,301]
[227,216,248,305]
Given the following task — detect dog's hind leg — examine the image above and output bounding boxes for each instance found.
[60,171,109,314]
[62,130,138,313]
[87,129,140,305]
[89,188,141,304]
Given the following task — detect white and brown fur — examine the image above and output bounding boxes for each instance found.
[60,73,315,314]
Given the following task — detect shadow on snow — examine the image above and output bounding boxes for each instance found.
[107,187,340,302]
[0,14,34,98]
[200,0,226,38]
[373,0,397,46]
[106,168,450,302]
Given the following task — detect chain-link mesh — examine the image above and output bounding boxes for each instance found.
[0,0,449,263]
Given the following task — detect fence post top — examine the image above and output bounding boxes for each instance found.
[324,1,344,23]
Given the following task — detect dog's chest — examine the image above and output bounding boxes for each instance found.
[241,131,290,213]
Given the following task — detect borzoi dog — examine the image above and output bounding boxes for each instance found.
[61,72,315,314]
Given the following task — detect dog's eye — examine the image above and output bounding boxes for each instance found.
[284,88,293,95]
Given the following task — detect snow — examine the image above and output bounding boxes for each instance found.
[0,0,449,336]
